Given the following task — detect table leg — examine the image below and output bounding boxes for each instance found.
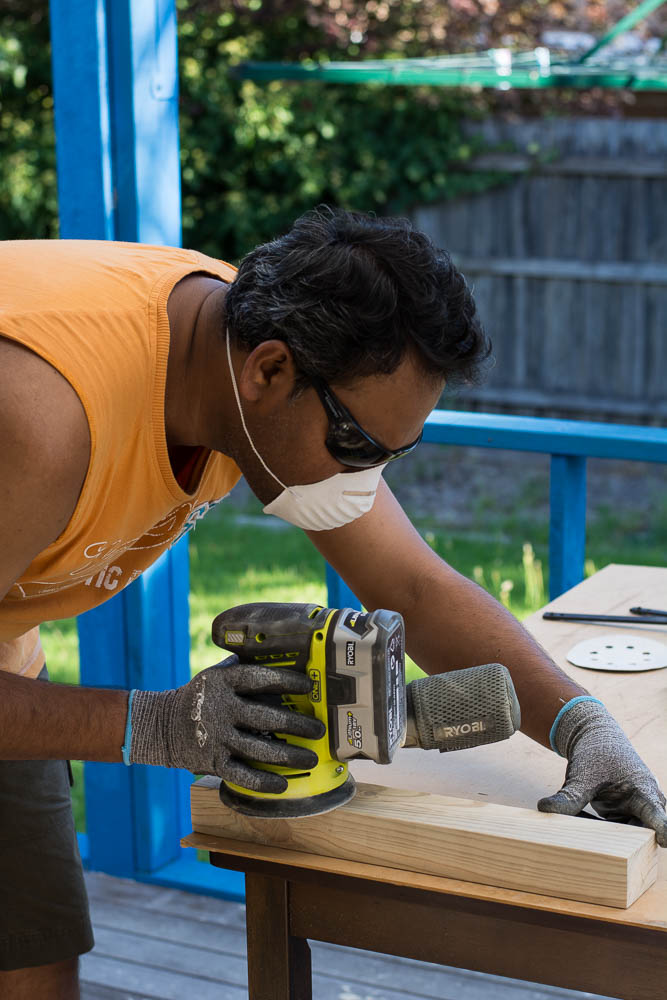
[245,872,312,1000]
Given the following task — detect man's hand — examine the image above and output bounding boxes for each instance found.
[129,655,325,792]
[538,698,667,847]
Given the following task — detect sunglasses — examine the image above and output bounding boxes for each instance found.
[311,377,423,469]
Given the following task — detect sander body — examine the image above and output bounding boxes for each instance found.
[213,602,404,817]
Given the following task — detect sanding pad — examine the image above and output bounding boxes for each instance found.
[566,633,667,672]
[218,775,357,818]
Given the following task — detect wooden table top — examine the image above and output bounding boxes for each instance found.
[185,564,667,932]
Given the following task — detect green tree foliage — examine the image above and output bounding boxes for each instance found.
[0,5,57,239]
[177,1,492,260]
[0,1,490,257]
[2,1,662,258]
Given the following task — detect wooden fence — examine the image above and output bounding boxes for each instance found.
[411,118,667,423]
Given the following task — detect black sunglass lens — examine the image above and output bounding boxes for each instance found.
[325,431,388,468]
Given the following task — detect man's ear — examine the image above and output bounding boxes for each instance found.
[238,340,298,409]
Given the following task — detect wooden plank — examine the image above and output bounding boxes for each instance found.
[462,153,667,179]
[312,941,594,1000]
[453,384,667,420]
[190,778,656,909]
[84,949,556,1000]
[461,119,667,160]
[81,985,153,1000]
[85,870,246,929]
[88,925,247,988]
[79,952,245,1000]
[85,871,172,906]
[646,287,667,403]
[454,256,667,285]
[89,898,246,953]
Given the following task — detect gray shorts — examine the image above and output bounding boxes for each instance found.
[0,665,94,971]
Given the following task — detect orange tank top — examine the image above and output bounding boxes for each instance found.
[0,240,242,677]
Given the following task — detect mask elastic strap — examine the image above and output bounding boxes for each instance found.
[226,327,294,495]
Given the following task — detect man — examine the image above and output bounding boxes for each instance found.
[1,207,665,998]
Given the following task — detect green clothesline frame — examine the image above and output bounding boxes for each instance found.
[237,0,667,91]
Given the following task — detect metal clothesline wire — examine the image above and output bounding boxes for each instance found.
[236,0,667,91]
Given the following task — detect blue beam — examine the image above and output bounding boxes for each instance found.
[549,455,588,599]
[423,410,667,462]
[50,0,114,239]
[105,0,182,244]
[50,0,194,880]
[77,606,135,876]
[326,563,362,611]
[77,543,193,878]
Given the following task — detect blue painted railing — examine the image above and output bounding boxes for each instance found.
[423,411,667,599]
[49,0,667,903]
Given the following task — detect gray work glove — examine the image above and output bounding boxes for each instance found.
[129,655,325,793]
[538,698,667,847]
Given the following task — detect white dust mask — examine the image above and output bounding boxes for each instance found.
[261,465,386,531]
[226,329,385,531]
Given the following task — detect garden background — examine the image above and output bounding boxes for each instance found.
[1,0,665,832]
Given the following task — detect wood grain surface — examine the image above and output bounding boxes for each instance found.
[190,777,656,909]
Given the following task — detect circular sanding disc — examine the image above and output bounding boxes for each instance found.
[566,632,667,672]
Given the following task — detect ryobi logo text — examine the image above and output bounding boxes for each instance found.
[435,718,492,740]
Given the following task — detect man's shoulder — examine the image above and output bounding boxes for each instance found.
[0,337,91,597]
[0,336,90,491]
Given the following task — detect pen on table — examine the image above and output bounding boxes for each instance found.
[542,612,667,625]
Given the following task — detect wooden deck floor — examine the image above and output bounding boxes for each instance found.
[80,871,613,1000]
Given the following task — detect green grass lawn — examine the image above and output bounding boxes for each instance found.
[41,488,667,835]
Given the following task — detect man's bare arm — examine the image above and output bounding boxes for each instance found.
[308,479,585,748]
[0,338,129,762]
[0,670,128,761]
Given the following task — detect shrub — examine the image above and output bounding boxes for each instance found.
[0,1,497,257]
[5,1,656,258]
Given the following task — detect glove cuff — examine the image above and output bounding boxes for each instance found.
[549,695,605,756]
[129,688,175,768]
[121,690,136,765]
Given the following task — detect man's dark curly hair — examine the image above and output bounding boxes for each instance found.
[224,206,491,393]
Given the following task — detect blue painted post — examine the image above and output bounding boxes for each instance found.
[50,0,114,241]
[549,455,587,600]
[104,0,182,246]
[50,0,191,878]
[326,564,362,611]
